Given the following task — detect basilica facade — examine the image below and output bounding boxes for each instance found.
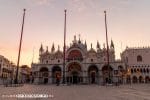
[31,36,126,85]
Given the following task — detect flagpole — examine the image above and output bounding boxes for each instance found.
[63,9,67,84]
[14,9,26,84]
[104,11,111,84]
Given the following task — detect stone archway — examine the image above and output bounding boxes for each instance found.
[71,71,79,84]
[52,66,61,84]
[132,76,138,83]
[126,76,131,84]
[39,67,49,84]
[139,76,144,83]
[67,62,82,84]
[145,76,150,83]
[102,65,113,84]
[88,65,98,84]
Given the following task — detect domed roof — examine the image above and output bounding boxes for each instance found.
[88,43,96,53]
[41,46,50,55]
[55,50,63,55]
[55,50,63,58]
[87,43,97,57]
[88,48,96,54]
[88,50,97,58]
[42,51,50,56]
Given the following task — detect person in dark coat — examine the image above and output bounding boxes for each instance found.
[56,74,61,86]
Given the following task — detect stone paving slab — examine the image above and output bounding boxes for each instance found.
[0,84,150,100]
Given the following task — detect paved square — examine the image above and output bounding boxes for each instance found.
[0,84,150,100]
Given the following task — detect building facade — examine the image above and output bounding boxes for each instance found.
[121,47,150,84]
[20,65,31,83]
[0,55,28,84]
[0,55,14,84]
[32,36,126,85]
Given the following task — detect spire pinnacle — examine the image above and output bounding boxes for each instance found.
[97,41,100,49]
[73,35,77,44]
[39,43,43,51]
[58,45,60,51]
[51,43,55,52]
[85,40,87,48]
[110,39,114,48]
[46,46,49,52]
[39,44,44,55]
[91,43,93,49]
[78,34,81,43]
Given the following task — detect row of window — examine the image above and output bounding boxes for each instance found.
[131,68,150,74]
[41,59,61,64]
[137,55,142,62]
[42,58,111,64]
[130,65,150,68]
[1,73,11,78]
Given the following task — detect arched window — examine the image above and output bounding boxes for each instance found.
[131,69,133,73]
[147,68,149,73]
[134,69,137,73]
[137,55,142,62]
[140,68,143,73]
[40,67,49,77]
[144,69,146,73]
[137,69,140,72]
[118,66,124,72]
[68,50,83,61]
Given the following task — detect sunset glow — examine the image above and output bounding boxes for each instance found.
[0,0,150,66]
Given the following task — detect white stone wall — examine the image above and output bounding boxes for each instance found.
[121,48,150,65]
[121,47,150,83]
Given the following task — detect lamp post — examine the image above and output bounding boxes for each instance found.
[104,11,111,84]
[14,9,26,84]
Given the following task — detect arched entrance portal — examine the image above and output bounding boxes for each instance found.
[102,65,113,84]
[72,71,79,84]
[52,66,61,84]
[145,76,150,83]
[132,76,138,83]
[126,76,131,84]
[39,67,49,84]
[139,76,144,83]
[88,65,98,84]
[67,62,82,84]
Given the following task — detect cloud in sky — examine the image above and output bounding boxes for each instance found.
[66,0,135,13]
[25,0,135,12]
[66,0,97,12]
[28,0,54,6]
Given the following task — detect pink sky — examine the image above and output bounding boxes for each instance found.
[0,0,150,66]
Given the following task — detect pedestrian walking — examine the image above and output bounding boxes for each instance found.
[56,74,60,86]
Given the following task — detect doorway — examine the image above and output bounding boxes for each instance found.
[44,78,48,84]
[91,72,96,83]
[72,71,79,84]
